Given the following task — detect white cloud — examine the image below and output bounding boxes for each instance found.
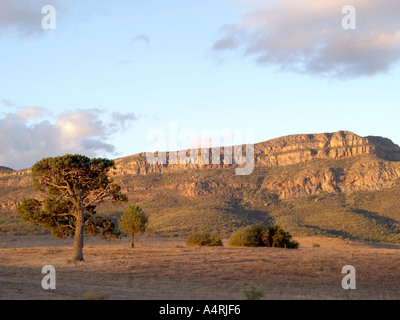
[213,0,400,78]
[0,102,139,170]
[18,106,52,119]
[0,0,64,37]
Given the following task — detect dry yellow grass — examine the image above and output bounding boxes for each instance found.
[1,235,400,300]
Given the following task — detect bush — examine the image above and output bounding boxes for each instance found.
[229,224,299,249]
[186,231,223,247]
[264,225,299,249]
[229,224,267,247]
[242,283,265,300]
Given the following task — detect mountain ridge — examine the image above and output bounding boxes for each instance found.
[2,130,400,242]
[2,130,400,206]
[112,130,400,174]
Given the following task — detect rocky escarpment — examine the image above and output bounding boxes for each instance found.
[0,168,34,210]
[260,161,400,199]
[110,131,400,200]
[111,131,400,176]
[253,131,400,199]
[255,131,400,165]
[2,131,400,210]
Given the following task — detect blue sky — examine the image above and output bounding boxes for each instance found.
[1,0,400,169]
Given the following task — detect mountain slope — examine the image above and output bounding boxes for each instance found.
[2,130,400,242]
[0,166,14,173]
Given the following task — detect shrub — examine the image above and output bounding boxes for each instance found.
[242,283,265,300]
[229,224,267,247]
[229,224,299,249]
[186,231,223,246]
[265,225,299,249]
[228,228,248,247]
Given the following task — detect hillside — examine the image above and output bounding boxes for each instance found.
[2,130,400,242]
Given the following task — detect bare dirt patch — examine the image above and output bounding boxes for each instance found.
[1,235,400,300]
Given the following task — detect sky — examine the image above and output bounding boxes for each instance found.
[1,0,400,170]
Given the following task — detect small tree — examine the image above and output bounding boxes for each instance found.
[119,204,148,248]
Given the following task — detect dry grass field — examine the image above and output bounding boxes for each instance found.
[1,235,400,300]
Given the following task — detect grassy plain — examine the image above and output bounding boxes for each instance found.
[1,235,400,300]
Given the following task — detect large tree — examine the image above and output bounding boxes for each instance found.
[16,154,127,261]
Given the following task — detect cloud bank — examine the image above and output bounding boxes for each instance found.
[0,102,138,170]
[213,0,400,78]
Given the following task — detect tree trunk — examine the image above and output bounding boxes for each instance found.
[131,232,135,248]
[73,208,85,262]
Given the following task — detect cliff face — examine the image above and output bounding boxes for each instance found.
[2,131,400,210]
[261,161,400,199]
[253,131,400,199]
[107,131,400,199]
[254,131,400,165]
[111,131,400,175]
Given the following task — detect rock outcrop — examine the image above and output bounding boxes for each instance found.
[110,131,400,176]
